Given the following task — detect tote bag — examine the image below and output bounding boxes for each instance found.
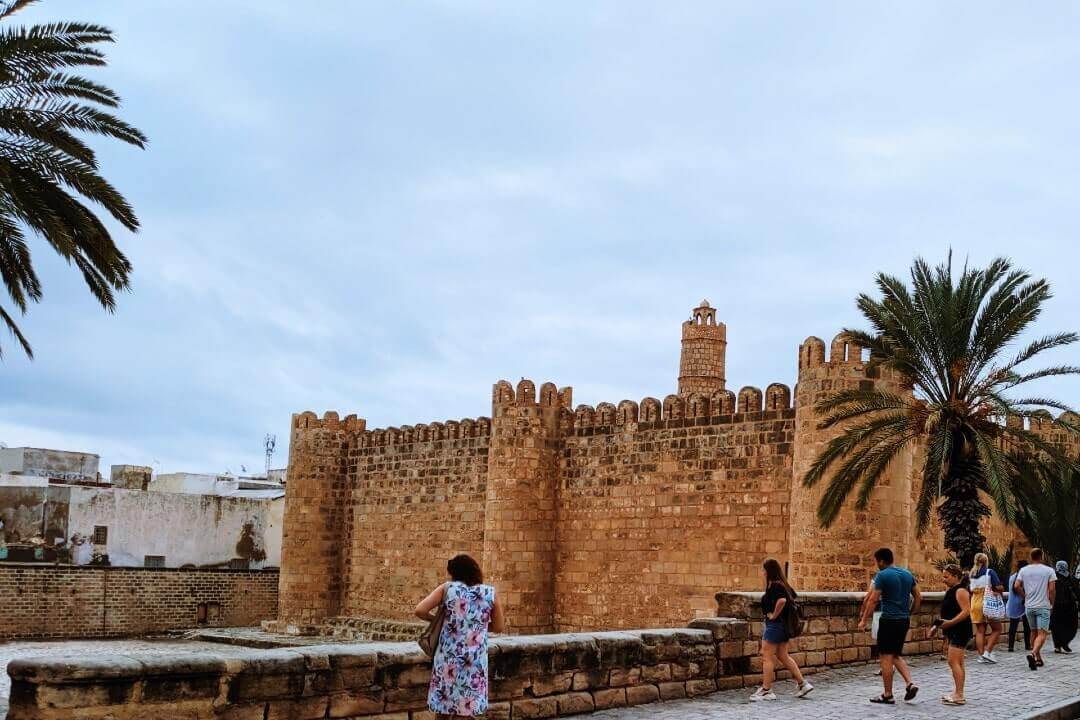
[981,574,1007,622]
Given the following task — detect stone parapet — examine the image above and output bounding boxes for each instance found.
[715,591,945,671]
[5,622,748,720]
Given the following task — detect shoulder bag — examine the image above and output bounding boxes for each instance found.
[418,593,447,657]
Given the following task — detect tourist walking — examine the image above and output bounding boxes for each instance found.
[1014,547,1057,670]
[749,559,814,701]
[929,564,972,705]
[1050,560,1077,653]
[1007,560,1031,653]
[969,552,1006,663]
[415,554,505,718]
[859,548,920,704]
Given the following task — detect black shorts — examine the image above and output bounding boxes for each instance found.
[877,617,910,656]
[945,624,973,649]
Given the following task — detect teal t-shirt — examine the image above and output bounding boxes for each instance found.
[873,566,916,619]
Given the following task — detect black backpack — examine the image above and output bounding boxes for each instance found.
[783,588,805,639]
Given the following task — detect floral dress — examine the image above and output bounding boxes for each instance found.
[428,581,495,716]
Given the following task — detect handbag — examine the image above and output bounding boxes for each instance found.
[417,601,446,657]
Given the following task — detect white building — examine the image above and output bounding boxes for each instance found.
[0,448,284,569]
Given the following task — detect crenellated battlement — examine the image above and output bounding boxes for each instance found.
[569,381,793,431]
[291,410,367,432]
[797,332,868,371]
[492,378,573,409]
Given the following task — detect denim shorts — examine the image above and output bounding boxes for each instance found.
[762,619,789,644]
[1026,607,1051,631]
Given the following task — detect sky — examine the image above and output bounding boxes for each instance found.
[2,2,1079,475]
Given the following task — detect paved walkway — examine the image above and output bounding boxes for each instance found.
[596,649,1080,719]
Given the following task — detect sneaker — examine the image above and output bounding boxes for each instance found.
[984,651,998,664]
[796,681,815,698]
[977,655,988,663]
[750,687,776,702]
[1064,646,1074,654]
[1027,654,1038,670]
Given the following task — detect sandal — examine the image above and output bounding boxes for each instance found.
[904,684,919,702]
[941,695,966,705]
[870,695,896,704]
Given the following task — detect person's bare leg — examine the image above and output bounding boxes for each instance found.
[986,621,1002,654]
[777,644,805,686]
[761,641,777,690]
[948,646,965,700]
[974,623,986,655]
[880,655,895,697]
[1033,629,1048,661]
[893,655,913,689]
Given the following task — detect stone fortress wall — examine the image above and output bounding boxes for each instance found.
[277,302,1068,635]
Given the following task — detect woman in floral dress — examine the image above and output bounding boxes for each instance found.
[415,554,505,719]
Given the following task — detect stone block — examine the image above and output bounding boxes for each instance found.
[328,690,383,717]
[36,681,137,709]
[530,672,573,696]
[266,695,328,720]
[716,675,745,690]
[216,702,271,720]
[607,667,640,687]
[591,687,627,710]
[555,691,594,715]
[686,678,717,696]
[658,681,686,700]
[490,676,530,701]
[570,669,606,691]
[511,696,557,718]
[625,685,659,705]
[640,663,672,682]
[383,685,428,711]
[485,701,512,720]
[337,665,377,690]
[8,656,145,684]
[141,674,221,703]
[228,672,305,702]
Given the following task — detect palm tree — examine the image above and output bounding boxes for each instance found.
[0,0,145,358]
[802,255,1080,566]
[1012,459,1080,569]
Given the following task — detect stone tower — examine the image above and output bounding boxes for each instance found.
[275,411,359,630]
[788,334,918,590]
[482,379,566,634]
[678,300,727,395]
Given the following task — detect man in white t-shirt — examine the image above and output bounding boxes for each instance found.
[1014,547,1057,670]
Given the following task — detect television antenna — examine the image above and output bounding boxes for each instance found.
[264,434,276,475]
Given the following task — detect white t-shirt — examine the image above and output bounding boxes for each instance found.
[1016,563,1057,610]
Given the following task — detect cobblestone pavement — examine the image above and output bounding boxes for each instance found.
[595,649,1080,720]
[0,638,254,719]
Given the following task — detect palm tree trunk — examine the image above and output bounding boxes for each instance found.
[937,436,990,567]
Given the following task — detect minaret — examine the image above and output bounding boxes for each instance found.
[678,300,727,395]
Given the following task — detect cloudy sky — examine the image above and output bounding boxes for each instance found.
[2,2,1078,475]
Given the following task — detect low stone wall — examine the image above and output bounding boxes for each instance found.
[715,591,945,673]
[0,564,279,640]
[6,592,948,718]
[6,620,749,719]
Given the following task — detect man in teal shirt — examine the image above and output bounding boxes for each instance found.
[859,547,921,704]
